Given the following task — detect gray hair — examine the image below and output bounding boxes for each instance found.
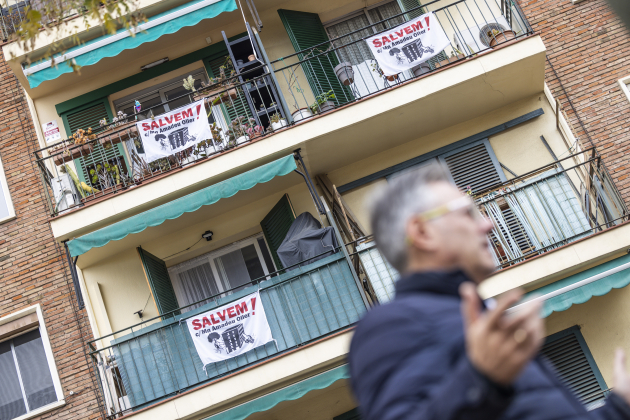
[368,163,450,273]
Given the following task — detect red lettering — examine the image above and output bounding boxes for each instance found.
[158,119,166,127]
[425,16,430,30]
[181,109,193,118]
[395,30,404,38]
[372,39,382,48]
[150,121,159,129]
[174,113,182,122]
[210,314,219,324]
[227,307,236,318]
[382,36,391,44]
[389,34,398,41]
[192,319,202,330]
[202,317,212,328]
[235,302,248,315]
[164,116,173,124]
[403,26,412,35]
[411,21,423,32]
[142,123,151,131]
[217,310,226,322]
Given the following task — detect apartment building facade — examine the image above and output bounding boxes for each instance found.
[0,55,101,419]
[1,0,630,418]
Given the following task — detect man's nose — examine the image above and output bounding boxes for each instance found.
[479,216,494,234]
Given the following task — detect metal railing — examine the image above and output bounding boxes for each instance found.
[88,249,366,418]
[271,0,532,119]
[33,0,534,217]
[0,0,80,41]
[474,148,628,268]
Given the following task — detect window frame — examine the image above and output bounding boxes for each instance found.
[0,304,65,420]
[0,154,16,224]
[618,75,630,104]
[168,233,276,309]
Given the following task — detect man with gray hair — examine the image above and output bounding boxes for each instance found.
[348,164,630,420]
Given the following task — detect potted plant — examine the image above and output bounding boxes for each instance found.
[226,116,251,147]
[246,120,265,139]
[190,58,239,106]
[292,108,312,122]
[411,63,431,77]
[370,62,399,82]
[436,49,466,68]
[310,90,336,114]
[98,111,137,145]
[269,112,288,130]
[334,62,354,86]
[488,28,516,47]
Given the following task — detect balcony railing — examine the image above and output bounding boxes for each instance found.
[474,148,628,268]
[33,0,533,217]
[89,249,366,418]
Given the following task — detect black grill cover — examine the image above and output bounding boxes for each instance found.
[277,212,339,270]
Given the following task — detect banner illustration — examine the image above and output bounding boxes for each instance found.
[136,99,213,163]
[365,12,450,76]
[185,292,273,366]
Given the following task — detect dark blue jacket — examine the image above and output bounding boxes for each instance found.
[348,270,630,420]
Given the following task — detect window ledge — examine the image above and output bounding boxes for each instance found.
[13,400,65,420]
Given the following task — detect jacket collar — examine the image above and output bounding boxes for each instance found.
[395,270,472,299]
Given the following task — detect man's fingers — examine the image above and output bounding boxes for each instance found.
[486,289,524,329]
[460,282,481,329]
[501,299,542,332]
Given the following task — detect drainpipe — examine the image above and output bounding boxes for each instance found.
[63,241,85,309]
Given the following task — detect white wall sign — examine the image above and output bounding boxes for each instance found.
[365,12,450,76]
[42,120,61,144]
[136,99,213,163]
[186,292,273,366]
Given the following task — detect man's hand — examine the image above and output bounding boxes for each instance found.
[613,348,630,406]
[460,283,544,386]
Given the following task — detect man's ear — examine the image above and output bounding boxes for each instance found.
[406,216,437,253]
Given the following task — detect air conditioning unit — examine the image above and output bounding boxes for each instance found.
[51,173,80,213]
[453,16,511,54]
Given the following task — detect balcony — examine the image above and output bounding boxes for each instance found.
[32,0,543,229]
[90,241,367,418]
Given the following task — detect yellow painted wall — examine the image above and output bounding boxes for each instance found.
[544,286,630,388]
[329,92,570,233]
[80,182,320,337]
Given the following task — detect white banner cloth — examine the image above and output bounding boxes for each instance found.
[365,12,450,76]
[136,99,213,163]
[185,292,273,365]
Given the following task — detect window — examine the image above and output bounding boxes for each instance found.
[542,326,607,408]
[0,155,15,223]
[618,75,630,104]
[0,306,63,420]
[168,234,276,311]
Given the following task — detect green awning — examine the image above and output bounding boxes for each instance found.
[24,0,237,88]
[67,155,297,257]
[522,253,630,318]
[205,365,349,420]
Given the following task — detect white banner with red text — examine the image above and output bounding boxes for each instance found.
[185,292,273,365]
[136,99,213,163]
[365,12,450,76]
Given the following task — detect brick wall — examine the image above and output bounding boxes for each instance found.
[517,0,630,203]
[0,54,102,419]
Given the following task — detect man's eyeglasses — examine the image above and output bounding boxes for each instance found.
[418,196,482,222]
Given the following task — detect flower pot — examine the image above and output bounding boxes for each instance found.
[385,74,399,82]
[79,143,94,156]
[248,54,256,61]
[236,59,244,66]
[436,54,465,68]
[52,150,76,165]
[489,30,516,47]
[235,135,250,145]
[315,100,335,114]
[209,88,239,106]
[292,108,312,122]
[411,63,432,77]
[334,62,354,86]
[271,120,288,131]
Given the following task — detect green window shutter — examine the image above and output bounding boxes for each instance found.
[60,99,130,184]
[260,194,296,270]
[439,139,506,192]
[277,9,352,106]
[205,55,254,125]
[137,247,180,317]
[541,326,607,405]
[398,0,424,20]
